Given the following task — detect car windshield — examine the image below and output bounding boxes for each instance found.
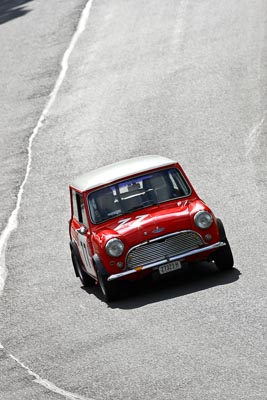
[88,168,191,224]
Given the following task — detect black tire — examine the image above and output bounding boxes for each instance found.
[71,252,95,287]
[96,266,118,302]
[213,218,234,270]
[216,218,227,241]
[213,238,234,270]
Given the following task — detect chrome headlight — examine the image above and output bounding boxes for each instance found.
[105,238,124,257]
[194,211,213,229]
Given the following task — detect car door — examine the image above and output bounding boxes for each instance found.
[72,191,97,279]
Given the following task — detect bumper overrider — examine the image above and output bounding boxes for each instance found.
[107,241,226,281]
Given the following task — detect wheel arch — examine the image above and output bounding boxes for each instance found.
[70,240,82,277]
[216,218,227,241]
[92,254,109,277]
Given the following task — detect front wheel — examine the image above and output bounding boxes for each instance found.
[96,266,118,302]
[71,252,95,287]
[213,239,234,270]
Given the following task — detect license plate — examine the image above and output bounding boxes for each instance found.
[159,261,182,275]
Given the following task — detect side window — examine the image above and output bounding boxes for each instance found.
[79,195,88,226]
[72,190,79,220]
[72,190,88,226]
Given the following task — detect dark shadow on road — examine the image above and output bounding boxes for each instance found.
[83,262,241,308]
[0,0,33,25]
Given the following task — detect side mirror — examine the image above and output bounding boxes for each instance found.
[78,226,88,235]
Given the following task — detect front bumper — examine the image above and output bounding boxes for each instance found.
[107,241,225,281]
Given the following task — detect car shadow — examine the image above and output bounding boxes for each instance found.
[0,0,33,25]
[82,262,241,309]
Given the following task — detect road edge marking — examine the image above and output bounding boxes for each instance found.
[245,116,266,156]
[9,354,93,400]
[0,1,95,399]
[0,0,93,293]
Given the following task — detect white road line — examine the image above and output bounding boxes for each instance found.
[171,0,188,45]
[9,354,93,400]
[0,1,95,399]
[0,0,93,294]
[245,116,265,156]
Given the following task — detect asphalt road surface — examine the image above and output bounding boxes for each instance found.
[0,1,266,399]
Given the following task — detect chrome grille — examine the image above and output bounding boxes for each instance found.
[126,230,204,269]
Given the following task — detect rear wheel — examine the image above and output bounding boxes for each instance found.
[71,252,95,287]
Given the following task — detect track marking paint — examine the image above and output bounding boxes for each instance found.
[0,1,95,399]
[9,354,93,400]
[245,116,265,156]
[0,0,93,295]
[171,0,188,44]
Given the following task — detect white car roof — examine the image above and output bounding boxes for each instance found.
[70,155,176,192]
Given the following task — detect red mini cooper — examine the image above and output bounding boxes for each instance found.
[69,155,233,301]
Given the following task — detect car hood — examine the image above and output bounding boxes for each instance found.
[92,199,193,248]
